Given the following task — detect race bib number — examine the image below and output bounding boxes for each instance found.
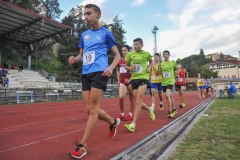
[83,51,95,65]
[120,66,127,73]
[153,75,158,80]
[178,78,183,82]
[163,72,170,78]
[133,64,142,73]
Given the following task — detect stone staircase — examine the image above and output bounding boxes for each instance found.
[7,69,64,88]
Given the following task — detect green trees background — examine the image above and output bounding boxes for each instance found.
[176,49,218,78]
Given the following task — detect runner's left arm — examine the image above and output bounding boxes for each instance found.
[102,45,121,77]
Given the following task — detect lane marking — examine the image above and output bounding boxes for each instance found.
[0,122,105,153]
[0,116,87,132]
[0,141,40,153]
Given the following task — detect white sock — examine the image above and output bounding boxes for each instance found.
[152,103,155,107]
[129,112,133,116]
[160,101,163,105]
[120,113,125,117]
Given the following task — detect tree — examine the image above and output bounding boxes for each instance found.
[176,58,181,64]
[199,65,218,79]
[43,0,63,20]
[106,16,126,83]
[199,49,206,65]
[219,52,224,60]
[3,0,41,13]
[107,16,126,47]
[179,54,200,77]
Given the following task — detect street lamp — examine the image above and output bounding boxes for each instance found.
[152,26,159,53]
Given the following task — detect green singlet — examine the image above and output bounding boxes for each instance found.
[125,50,152,80]
[161,60,177,86]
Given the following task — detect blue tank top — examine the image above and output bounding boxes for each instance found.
[78,27,117,75]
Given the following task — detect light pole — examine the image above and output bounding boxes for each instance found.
[152,26,159,53]
[238,51,240,78]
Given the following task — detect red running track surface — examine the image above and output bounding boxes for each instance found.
[0,91,207,160]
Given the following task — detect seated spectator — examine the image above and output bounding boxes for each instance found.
[10,65,16,70]
[2,74,9,88]
[18,64,23,72]
[4,77,9,88]
[227,82,237,98]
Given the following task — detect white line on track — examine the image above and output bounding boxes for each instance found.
[0,116,86,132]
[0,141,40,153]
[0,122,105,153]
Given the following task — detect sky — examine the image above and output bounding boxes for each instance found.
[58,0,240,60]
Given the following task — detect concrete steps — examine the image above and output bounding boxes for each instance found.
[7,69,64,89]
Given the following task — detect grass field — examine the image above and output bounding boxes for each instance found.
[169,98,240,160]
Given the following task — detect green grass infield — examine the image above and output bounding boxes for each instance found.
[169,98,240,160]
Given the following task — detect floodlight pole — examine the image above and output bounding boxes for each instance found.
[152,26,159,53]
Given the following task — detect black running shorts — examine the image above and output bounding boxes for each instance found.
[82,72,109,91]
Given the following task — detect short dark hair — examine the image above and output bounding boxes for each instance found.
[133,38,143,45]
[154,53,160,56]
[163,50,170,56]
[123,45,131,51]
[85,4,101,14]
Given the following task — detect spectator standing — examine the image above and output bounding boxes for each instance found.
[19,64,23,72]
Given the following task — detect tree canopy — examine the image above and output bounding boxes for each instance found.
[176,49,216,78]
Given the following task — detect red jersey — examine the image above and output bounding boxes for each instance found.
[118,58,131,84]
[176,69,186,85]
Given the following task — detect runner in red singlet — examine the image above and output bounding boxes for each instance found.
[175,63,188,108]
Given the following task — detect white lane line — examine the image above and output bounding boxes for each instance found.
[43,129,84,140]
[0,122,105,153]
[0,141,40,153]
[0,116,86,132]
[44,123,105,141]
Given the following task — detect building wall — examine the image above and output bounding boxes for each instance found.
[217,68,240,78]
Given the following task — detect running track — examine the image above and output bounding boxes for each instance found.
[0,91,207,160]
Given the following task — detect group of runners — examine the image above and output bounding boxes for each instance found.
[115,44,190,134]
[196,73,213,99]
[67,4,189,159]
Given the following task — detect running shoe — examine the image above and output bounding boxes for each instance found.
[116,114,124,120]
[124,114,133,121]
[149,107,155,120]
[168,111,173,118]
[182,103,186,107]
[125,123,135,132]
[179,103,186,108]
[109,118,121,139]
[68,141,87,159]
[172,109,177,117]
[159,104,164,110]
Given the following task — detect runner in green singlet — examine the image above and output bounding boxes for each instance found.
[161,50,177,118]
[124,38,155,132]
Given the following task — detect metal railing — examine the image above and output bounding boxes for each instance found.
[0,86,119,104]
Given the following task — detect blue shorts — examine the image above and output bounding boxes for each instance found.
[150,82,163,91]
[198,86,203,89]
[202,85,208,89]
